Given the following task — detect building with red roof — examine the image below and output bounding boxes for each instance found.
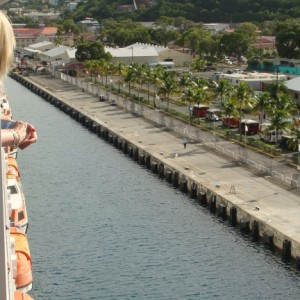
[13,27,73,48]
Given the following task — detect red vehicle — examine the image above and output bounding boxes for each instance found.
[192,105,210,117]
[240,119,260,135]
[222,117,240,128]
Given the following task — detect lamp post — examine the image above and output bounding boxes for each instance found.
[245,124,248,160]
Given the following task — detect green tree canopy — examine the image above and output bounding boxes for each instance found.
[220,32,250,58]
[75,41,112,62]
[275,19,300,59]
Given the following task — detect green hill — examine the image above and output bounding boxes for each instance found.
[71,0,300,23]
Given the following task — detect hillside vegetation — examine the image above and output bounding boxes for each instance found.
[71,0,300,23]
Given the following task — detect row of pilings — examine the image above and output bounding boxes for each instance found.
[10,72,299,267]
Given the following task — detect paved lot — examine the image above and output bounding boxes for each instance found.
[23,75,300,256]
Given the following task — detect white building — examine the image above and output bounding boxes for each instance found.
[221,71,287,91]
[48,0,59,6]
[106,46,159,65]
[23,11,61,22]
[203,23,230,34]
[286,77,300,106]
[126,43,192,67]
[22,41,56,59]
[39,46,77,64]
[67,2,78,11]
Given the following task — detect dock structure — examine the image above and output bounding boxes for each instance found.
[10,72,300,264]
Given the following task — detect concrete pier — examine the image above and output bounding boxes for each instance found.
[10,72,300,262]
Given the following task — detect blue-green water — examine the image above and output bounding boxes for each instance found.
[5,77,300,299]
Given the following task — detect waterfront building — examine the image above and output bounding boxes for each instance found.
[13,27,72,48]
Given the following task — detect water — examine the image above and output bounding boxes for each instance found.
[4,77,300,299]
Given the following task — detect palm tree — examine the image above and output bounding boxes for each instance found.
[115,62,125,92]
[264,92,296,145]
[124,65,136,96]
[221,95,239,129]
[267,80,289,101]
[140,65,153,103]
[178,72,192,92]
[234,81,256,138]
[98,59,108,86]
[287,121,300,151]
[214,79,232,105]
[157,70,178,111]
[253,91,271,128]
[152,65,164,108]
[189,78,211,124]
[130,63,147,100]
[84,60,100,83]
[265,109,291,145]
[54,34,63,46]
[181,86,195,124]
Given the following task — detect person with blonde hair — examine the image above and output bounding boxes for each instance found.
[0,11,37,149]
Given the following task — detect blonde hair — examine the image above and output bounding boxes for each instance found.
[0,11,15,79]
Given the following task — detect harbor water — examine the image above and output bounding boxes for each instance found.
[4,77,300,299]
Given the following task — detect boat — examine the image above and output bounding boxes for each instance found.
[7,156,21,179]
[14,291,34,300]
[7,173,28,233]
[10,227,33,292]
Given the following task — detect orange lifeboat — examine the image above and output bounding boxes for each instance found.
[7,156,21,180]
[14,291,34,300]
[10,227,33,292]
[7,173,28,233]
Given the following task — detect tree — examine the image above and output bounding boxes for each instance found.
[189,78,211,124]
[275,19,300,59]
[54,35,63,46]
[287,122,300,151]
[265,108,291,145]
[214,79,232,105]
[57,19,80,36]
[75,41,112,62]
[151,65,164,108]
[221,96,239,129]
[234,82,256,138]
[129,63,148,99]
[220,32,250,58]
[181,86,195,124]
[253,91,271,127]
[157,71,178,111]
[124,65,135,96]
[235,22,258,44]
[115,62,126,92]
[140,65,154,103]
[84,60,100,83]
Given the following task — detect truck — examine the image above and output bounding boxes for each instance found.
[192,105,210,118]
[222,117,240,128]
[240,119,260,135]
[262,129,286,143]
